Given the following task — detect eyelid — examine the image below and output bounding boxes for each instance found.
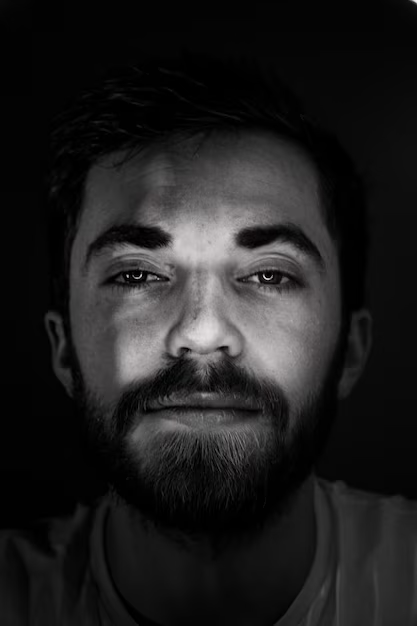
[242,268,295,281]
[106,260,165,278]
[240,262,303,282]
[108,269,165,285]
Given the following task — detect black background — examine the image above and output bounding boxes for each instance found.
[1,0,417,525]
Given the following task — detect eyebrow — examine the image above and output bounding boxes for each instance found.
[84,224,173,273]
[83,220,325,273]
[234,222,325,272]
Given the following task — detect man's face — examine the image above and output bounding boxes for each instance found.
[65,130,345,552]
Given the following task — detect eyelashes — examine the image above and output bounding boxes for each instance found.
[239,269,299,293]
[106,268,302,295]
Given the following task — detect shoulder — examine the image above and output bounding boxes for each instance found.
[317,476,417,538]
[0,501,100,625]
[316,475,417,617]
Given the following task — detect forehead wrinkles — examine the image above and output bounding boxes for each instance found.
[108,137,320,225]
[114,149,206,221]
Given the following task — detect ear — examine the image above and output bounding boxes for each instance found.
[337,308,373,400]
[44,310,74,398]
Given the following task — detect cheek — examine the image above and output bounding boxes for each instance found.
[71,296,163,402]
[111,318,161,385]
[246,296,341,401]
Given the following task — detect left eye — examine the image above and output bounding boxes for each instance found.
[239,270,297,292]
[243,270,291,286]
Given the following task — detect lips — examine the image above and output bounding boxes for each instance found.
[147,392,260,412]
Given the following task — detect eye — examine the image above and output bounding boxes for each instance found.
[109,269,166,291]
[241,269,299,293]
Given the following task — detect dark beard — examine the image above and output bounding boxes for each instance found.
[68,335,345,557]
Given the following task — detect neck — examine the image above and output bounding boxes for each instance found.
[105,473,317,626]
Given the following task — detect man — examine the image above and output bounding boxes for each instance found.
[1,54,416,626]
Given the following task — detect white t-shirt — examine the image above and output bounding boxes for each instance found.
[1,474,416,625]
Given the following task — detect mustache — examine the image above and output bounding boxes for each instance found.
[110,353,289,438]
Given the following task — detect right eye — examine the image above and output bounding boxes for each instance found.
[109,269,167,291]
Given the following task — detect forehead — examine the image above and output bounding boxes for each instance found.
[78,130,326,252]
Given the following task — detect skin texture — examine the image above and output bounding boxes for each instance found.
[45,130,372,626]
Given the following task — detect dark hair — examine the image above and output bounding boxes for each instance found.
[46,53,369,336]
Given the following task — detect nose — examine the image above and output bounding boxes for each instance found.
[165,277,244,361]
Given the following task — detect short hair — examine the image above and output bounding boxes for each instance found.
[45,53,369,336]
